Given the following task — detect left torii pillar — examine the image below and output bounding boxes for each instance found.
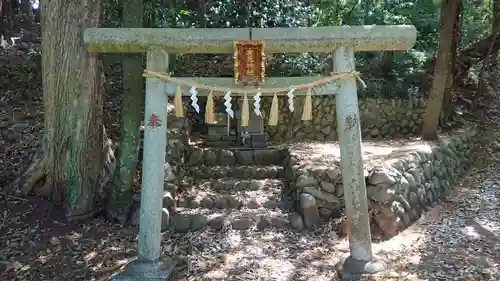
[113,47,174,280]
[84,26,251,281]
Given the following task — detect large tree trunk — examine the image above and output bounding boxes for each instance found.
[421,0,461,140]
[107,0,144,223]
[35,0,111,218]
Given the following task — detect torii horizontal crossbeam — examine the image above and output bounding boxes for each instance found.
[84,26,416,53]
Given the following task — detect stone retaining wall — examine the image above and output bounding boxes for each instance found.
[288,128,477,237]
[260,96,427,142]
[163,107,189,195]
[284,143,344,228]
[369,129,477,237]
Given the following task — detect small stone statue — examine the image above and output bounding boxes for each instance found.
[240,126,250,146]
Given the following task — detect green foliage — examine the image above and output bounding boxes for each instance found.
[101,0,494,98]
[103,0,122,27]
[461,0,492,47]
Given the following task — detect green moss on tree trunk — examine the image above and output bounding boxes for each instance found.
[107,0,144,222]
[41,0,105,217]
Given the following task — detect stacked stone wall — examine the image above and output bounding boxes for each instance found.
[287,128,477,236]
[163,107,189,195]
[260,96,427,142]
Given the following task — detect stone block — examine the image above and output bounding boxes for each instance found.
[217,150,235,165]
[300,193,320,228]
[253,149,284,165]
[190,214,208,231]
[231,215,255,230]
[373,212,400,237]
[251,134,267,148]
[289,213,305,230]
[170,214,191,233]
[207,214,227,230]
[204,149,218,165]
[234,150,253,165]
[162,192,175,212]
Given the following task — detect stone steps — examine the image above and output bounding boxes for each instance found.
[185,147,287,166]
[174,146,294,232]
[177,178,290,211]
[171,175,299,232]
[169,207,303,233]
[187,178,285,192]
[187,165,285,179]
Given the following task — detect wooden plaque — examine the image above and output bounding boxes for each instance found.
[234,40,265,86]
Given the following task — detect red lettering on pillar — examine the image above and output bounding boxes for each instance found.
[148,114,162,128]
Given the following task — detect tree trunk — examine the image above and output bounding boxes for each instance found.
[0,1,3,34]
[20,0,31,16]
[40,0,110,218]
[491,0,500,67]
[107,0,144,223]
[1,0,14,39]
[440,0,461,125]
[421,0,461,140]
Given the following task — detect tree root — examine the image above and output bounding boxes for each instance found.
[8,126,117,222]
[67,206,106,222]
[0,192,30,202]
[6,148,47,196]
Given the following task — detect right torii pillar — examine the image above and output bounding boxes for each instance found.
[334,45,385,280]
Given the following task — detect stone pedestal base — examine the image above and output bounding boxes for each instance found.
[112,258,175,281]
[335,256,386,281]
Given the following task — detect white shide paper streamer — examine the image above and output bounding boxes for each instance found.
[287,88,296,112]
[253,92,262,116]
[189,86,200,113]
[224,91,234,118]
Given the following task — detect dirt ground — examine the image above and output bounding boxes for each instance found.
[1,24,500,281]
[286,136,448,171]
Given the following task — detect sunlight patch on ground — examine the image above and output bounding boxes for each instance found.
[475,219,500,235]
[462,225,482,239]
[288,137,437,170]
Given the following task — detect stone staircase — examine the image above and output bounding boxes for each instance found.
[168,146,300,232]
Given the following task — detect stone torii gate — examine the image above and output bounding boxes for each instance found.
[84,26,416,281]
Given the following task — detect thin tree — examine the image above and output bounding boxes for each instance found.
[421,0,462,140]
[490,0,500,68]
[107,0,144,223]
[20,0,32,17]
